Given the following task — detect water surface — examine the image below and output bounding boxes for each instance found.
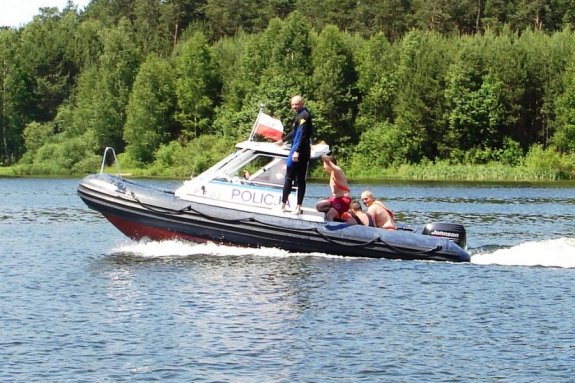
[1,178,574,382]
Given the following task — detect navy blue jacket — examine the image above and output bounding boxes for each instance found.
[283,107,312,167]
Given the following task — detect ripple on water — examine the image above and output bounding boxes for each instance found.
[1,180,574,381]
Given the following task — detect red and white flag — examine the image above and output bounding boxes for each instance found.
[253,112,284,141]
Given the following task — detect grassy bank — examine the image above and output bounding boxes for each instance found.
[3,161,574,183]
[342,162,575,182]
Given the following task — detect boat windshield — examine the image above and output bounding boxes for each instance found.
[242,155,286,187]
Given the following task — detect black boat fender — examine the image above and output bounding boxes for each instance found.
[130,191,192,215]
[318,223,443,255]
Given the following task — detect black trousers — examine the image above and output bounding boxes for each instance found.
[282,162,308,205]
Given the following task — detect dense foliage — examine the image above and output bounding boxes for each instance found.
[1,0,574,180]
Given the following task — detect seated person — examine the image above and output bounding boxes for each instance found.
[361,190,397,230]
[346,200,375,226]
[316,155,351,221]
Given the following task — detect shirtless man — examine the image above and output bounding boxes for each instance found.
[315,155,351,221]
[346,200,375,226]
[360,191,397,230]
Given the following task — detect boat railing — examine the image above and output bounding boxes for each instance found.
[100,147,122,175]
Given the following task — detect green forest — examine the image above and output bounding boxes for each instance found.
[1,0,575,180]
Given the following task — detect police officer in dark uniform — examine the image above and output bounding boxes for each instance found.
[279,95,312,215]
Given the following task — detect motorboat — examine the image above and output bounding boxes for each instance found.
[77,112,470,263]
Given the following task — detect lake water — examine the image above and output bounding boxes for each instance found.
[1,177,574,382]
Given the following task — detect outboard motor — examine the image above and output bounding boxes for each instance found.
[422,223,467,249]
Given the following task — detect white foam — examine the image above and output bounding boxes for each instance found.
[471,237,575,268]
[110,238,575,267]
[109,239,342,259]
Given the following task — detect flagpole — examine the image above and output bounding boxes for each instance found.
[248,104,266,141]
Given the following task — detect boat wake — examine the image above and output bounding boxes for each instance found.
[108,239,343,260]
[470,237,575,268]
[109,237,575,268]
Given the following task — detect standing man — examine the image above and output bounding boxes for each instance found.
[278,95,313,215]
[360,191,397,230]
[315,155,351,221]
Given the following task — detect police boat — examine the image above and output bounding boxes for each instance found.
[77,114,470,263]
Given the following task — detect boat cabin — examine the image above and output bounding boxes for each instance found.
[174,140,329,210]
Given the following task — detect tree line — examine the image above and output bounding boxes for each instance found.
[0,0,574,179]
